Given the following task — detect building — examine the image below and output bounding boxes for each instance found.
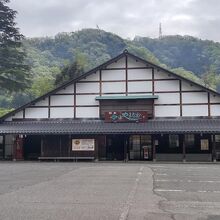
[0,50,220,162]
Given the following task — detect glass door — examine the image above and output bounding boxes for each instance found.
[129,135,152,160]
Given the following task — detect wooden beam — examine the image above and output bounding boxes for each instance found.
[152,68,155,118]
[179,80,182,116]
[74,83,76,118]
[23,109,25,119]
[208,92,211,117]
[48,96,51,118]
[125,55,128,96]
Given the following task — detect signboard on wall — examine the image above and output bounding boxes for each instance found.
[72,139,95,151]
[201,139,209,150]
[105,111,147,123]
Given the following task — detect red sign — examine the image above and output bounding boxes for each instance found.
[105,111,147,123]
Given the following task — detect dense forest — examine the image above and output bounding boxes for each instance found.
[1,28,220,115]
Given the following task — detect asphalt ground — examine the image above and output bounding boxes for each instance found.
[0,162,219,220]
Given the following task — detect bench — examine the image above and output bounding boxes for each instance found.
[38,156,95,162]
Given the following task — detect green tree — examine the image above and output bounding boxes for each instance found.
[0,0,29,91]
[54,52,86,86]
[55,61,84,86]
[201,69,220,90]
[30,75,55,97]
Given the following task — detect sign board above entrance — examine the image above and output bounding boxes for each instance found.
[105,111,147,123]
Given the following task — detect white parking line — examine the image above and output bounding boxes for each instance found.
[155,173,167,176]
[155,189,220,193]
[154,189,184,192]
[155,179,220,183]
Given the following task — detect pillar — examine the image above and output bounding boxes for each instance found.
[152,135,156,162]
[40,135,44,157]
[182,134,186,162]
[212,134,216,162]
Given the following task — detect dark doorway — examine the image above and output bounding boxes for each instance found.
[129,135,152,160]
[23,135,41,160]
[106,135,125,160]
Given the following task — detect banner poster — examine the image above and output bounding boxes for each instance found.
[72,139,95,151]
[200,139,209,150]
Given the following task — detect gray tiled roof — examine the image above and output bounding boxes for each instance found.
[0,118,219,135]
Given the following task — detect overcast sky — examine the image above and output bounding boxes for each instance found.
[9,0,220,42]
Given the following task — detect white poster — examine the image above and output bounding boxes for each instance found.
[72,139,95,151]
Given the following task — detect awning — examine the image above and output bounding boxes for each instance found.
[0,118,219,135]
[95,95,158,100]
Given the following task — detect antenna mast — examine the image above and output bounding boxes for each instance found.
[159,23,162,39]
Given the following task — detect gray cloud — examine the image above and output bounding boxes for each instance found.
[9,0,220,41]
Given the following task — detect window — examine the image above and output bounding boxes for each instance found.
[215,135,220,143]
[185,134,194,148]
[169,135,179,148]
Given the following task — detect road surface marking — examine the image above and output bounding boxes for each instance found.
[154,189,184,192]
[119,166,143,220]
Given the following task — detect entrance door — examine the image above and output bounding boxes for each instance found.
[129,135,152,160]
[23,135,41,160]
[106,135,125,160]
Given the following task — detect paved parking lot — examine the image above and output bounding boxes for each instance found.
[0,162,219,220]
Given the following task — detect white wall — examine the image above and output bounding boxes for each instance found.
[210,95,220,103]
[25,108,48,118]
[76,107,99,118]
[76,95,99,105]
[102,82,125,93]
[182,92,208,104]
[155,93,180,104]
[50,95,74,106]
[76,82,99,93]
[182,105,208,117]
[181,81,201,91]
[210,105,220,116]
[155,106,180,117]
[127,57,146,68]
[155,80,179,92]
[128,81,152,93]
[128,69,152,80]
[102,69,125,81]
[50,107,74,118]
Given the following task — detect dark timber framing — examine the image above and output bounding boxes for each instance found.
[74,82,76,118]
[125,54,128,95]
[208,92,211,117]
[179,80,183,116]
[48,96,51,118]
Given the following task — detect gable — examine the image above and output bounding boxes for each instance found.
[2,51,220,121]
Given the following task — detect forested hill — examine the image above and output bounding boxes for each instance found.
[1,28,220,112]
[133,35,220,75]
[25,29,220,77]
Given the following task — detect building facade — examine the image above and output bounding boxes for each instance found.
[0,50,220,161]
